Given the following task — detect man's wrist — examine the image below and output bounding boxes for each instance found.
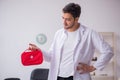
[89,66,96,72]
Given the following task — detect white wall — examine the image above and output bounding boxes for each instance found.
[0,0,120,80]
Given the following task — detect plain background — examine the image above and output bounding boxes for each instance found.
[0,0,120,80]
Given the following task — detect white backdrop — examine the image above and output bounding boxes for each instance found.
[0,0,120,80]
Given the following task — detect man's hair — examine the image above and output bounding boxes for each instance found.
[62,3,81,18]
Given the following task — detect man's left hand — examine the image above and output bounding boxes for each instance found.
[76,63,96,74]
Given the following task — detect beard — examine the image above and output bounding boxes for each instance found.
[64,22,75,30]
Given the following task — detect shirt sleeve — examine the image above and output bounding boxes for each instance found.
[91,31,114,70]
[41,31,59,62]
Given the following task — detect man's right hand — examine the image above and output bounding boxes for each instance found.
[29,43,40,51]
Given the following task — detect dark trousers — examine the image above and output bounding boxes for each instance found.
[57,76,73,80]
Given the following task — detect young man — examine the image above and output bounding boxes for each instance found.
[29,3,113,80]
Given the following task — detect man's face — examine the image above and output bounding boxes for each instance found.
[62,13,75,30]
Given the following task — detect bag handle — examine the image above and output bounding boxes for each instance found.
[24,49,32,52]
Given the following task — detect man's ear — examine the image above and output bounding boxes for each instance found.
[75,17,79,22]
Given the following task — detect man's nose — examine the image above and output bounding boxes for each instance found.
[63,19,67,24]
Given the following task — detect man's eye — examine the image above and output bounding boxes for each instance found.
[66,19,71,21]
[62,17,71,21]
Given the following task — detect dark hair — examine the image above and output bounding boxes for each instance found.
[62,3,81,18]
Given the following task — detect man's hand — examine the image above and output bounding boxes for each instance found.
[29,43,40,51]
[76,63,96,74]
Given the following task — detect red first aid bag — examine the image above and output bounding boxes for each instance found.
[21,49,43,66]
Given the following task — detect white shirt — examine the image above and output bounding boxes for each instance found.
[58,29,79,77]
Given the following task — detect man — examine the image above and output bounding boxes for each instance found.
[29,3,113,80]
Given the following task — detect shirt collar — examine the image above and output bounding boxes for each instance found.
[79,23,85,35]
[63,23,85,41]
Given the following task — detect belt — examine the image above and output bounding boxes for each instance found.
[57,76,73,80]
